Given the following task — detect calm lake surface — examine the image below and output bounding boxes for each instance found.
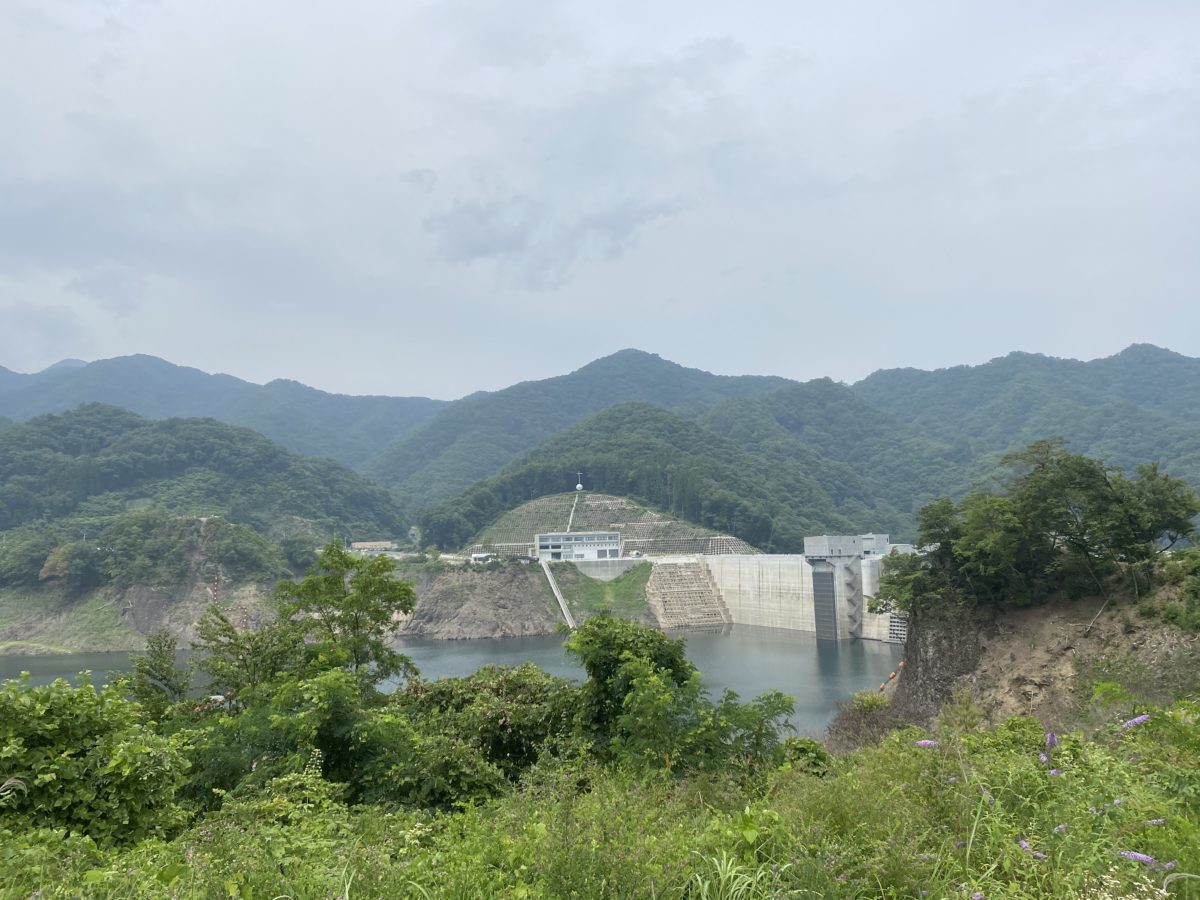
[0,625,903,736]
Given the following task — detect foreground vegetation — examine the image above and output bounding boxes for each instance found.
[2,640,1197,897]
[2,444,1199,897]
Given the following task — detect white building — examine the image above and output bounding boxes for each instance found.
[536,532,623,562]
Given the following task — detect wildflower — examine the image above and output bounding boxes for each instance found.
[1164,861,1178,871]
[1045,732,1059,749]
[972,893,986,900]
[1144,818,1166,826]
[914,739,939,748]
[1048,769,1062,776]
[1121,714,1151,730]
[1019,839,1046,859]
[1118,850,1158,867]
[1038,752,1048,764]
[1053,823,1068,833]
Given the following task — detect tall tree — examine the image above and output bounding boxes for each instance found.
[274,543,417,686]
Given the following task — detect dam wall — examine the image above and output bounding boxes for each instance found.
[701,554,904,643]
[704,555,814,632]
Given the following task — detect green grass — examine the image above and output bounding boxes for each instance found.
[552,562,652,620]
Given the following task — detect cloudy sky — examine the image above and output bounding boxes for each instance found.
[1,1,1197,399]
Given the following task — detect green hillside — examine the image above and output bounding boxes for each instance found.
[0,404,406,590]
[0,355,445,467]
[700,379,984,520]
[469,492,755,555]
[853,345,1200,486]
[365,349,791,509]
[418,402,891,552]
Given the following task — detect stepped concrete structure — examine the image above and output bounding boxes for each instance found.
[645,557,733,630]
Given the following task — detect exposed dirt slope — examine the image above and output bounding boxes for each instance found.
[397,562,565,639]
[897,591,1199,729]
[0,577,270,654]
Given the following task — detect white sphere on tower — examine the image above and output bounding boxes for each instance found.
[576,483,583,491]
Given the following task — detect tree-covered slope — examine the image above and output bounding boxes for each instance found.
[700,379,981,522]
[0,404,405,536]
[365,349,791,509]
[418,402,915,552]
[853,345,1200,486]
[0,355,446,467]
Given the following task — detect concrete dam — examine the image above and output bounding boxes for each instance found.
[562,533,909,644]
[466,494,909,644]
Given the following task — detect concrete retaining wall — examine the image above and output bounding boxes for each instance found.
[570,558,645,582]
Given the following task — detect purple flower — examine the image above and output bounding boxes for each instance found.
[914,739,939,748]
[1144,818,1166,826]
[1164,861,1178,871]
[1121,714,1151,731]
[972,894,986,900]
[1038,752,1049,764]
[1118,850,1157,867]
[1053,823,1068,833]
[1045,732,1059,749]
[1019,839,1046,859]
[1048,769,1063,776]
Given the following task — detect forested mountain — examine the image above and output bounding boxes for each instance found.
[418,401,912,552]
[853,344,1200,485]
[0,355,446,467]
[365,349,791,509]
[0,405,406,589]
[3,345,1198,557]
[699,379,983,516]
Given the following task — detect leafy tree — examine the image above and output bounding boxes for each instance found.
[878,442,1200,613]
[565,617,794,775]
[127,628,190,720]
[274,543,417,685]
[192,604,311,699]
[566,616,696,742]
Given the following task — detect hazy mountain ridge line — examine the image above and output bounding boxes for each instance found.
[0,354,448,467]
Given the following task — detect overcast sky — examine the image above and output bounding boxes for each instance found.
[1,1,1198,399]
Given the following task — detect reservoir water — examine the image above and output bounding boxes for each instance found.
[0,625,903,736]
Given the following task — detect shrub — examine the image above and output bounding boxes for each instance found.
[0,676,188,843]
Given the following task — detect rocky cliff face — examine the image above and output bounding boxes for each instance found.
[397,563,565,639]
[893,593,1200,729]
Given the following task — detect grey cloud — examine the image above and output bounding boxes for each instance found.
[1,0,1198,396]
[0,302,93,370]
[426,195,678,288]
[65,263,145,316]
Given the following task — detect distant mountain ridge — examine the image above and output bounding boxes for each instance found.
[0,354,446,467]
[363,349,792,509]
[3,345,1198,549]
[852,344,1200,484]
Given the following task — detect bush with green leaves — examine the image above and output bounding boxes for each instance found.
[0,676,188,843]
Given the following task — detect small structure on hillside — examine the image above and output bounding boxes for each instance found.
[535,531,622,562]
[350,540,396,554]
